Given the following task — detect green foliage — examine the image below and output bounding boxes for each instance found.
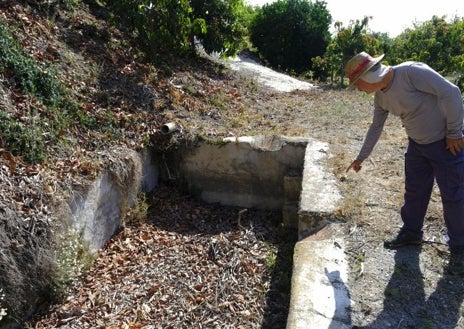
[190,0,247,57]
[191,17,207,36]
[0,24,104,162]
[0,111,45,163]
[237,2,259,30]
[106,0,193,58]
[385,15,464,90]
[0,26,64,105]
[53,230,95,296]
[107,0,248,59]
[310,55,328,81]
[317,15,463,89]
[249,0,331,73]
[295,12,464,90]
[266,250,277,270]
[391,16,464,72]
[123,193,149,226]
[0,25,66,162]
[323,16,385,85]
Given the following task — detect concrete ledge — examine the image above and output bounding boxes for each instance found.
[287,139,348,328]
[298,140,342,239]
[286,225,351,329]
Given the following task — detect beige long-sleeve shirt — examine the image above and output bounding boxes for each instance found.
[356,61,464,162]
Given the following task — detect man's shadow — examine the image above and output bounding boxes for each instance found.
[353,246,426,328]
[422,248,464,328]
[324,268,352,329]
[327,245,464,328]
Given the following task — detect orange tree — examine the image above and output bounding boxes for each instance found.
[321,16,385,85]
[390,15,464,90]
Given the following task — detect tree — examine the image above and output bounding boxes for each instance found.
[190,0,247,57]
[106,0,193,58]
[391,16,464,71]
[324,17,383,85]
[389,15,464,91]
[106,0,248,60]
[249,0,331,74]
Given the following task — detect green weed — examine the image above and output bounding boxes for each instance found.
[123,193,149,226]
[0,24,121,162]
[266,252,277,271]
[0,25,72,162]
[53,230,95,296]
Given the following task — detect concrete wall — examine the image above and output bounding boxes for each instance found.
[63,136,308,254]
[61,136,341,252]
[61,136,309,254]
[163,135,309,210]
[64,148,158,254]
[298,140,342,239]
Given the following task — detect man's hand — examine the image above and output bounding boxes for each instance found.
[346,160,362,173]
[446,137,464,156]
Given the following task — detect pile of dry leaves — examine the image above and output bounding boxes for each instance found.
[27,185,296,329]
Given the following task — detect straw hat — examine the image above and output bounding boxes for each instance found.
[344,52,387,86]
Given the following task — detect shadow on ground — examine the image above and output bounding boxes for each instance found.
[328,242,464,328]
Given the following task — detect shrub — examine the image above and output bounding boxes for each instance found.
[0,24,101,162]
[249,0,331,73]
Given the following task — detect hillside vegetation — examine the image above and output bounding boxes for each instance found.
[0,0,262,325]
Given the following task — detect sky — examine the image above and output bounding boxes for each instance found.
[245,0,464,37]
